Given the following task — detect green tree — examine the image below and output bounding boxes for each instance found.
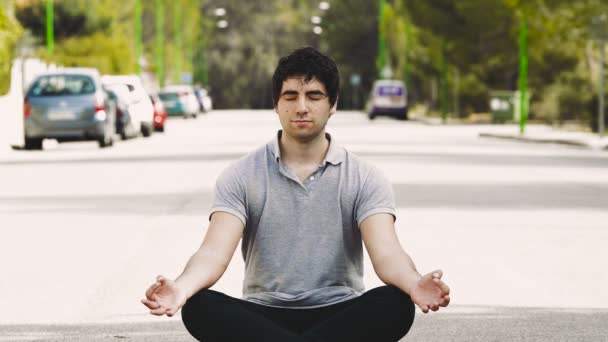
[0,1,22,95]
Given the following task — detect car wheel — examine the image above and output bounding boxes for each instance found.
[141,123,152,138]
[402,108,409,121]
[24,137,43,150]
[98,127,114,148]
[154,125,165,133]
[368,113,376,120]
[98,135,112,148]
[121,122,134,140]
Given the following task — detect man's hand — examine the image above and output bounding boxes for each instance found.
[141,275,188,317]
[410,270,451,313]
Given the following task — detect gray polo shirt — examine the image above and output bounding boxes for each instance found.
[210,131,396,308]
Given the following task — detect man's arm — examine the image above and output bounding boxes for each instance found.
[175,211,244,298]
[360,213,450,313]
[142,211,243,316]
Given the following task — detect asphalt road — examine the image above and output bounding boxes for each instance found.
[1,110,607,340]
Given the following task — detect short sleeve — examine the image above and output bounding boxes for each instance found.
[355,165,396,226]
[209,166,247,225]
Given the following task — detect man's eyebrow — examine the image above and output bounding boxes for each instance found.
[280,90,299,96]
[305,90,326,95]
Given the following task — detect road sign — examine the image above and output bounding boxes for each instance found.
[181,72,192,84]
[381,66,393,79]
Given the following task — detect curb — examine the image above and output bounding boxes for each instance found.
[478,133,608,150]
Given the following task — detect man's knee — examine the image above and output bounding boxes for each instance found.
[365,286,415,328]
[381,286,415,317]
[182,289,222,326]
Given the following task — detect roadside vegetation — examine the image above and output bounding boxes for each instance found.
[3,0,608,130]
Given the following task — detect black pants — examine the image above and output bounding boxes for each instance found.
[181,286,415,342]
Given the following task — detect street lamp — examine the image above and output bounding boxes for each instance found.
[319,1,330,11]
[214,8,226,17]
[313,26,323,35]
[311,16,321,25]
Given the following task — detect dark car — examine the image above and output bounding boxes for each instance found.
[23,68,116,149]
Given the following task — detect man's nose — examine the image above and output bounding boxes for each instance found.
[295,96,308,115]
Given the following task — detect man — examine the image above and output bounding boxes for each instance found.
[142,47,450,341]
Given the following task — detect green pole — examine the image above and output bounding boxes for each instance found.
[377,0,387,79]
[135,0,143,75]
[156,0,164,87]
[174,2,182,84]
[404,20,412,92]
[185,4,192,83]
[518,14,529,134]
[46,0,54,55]
[440,41,448,124]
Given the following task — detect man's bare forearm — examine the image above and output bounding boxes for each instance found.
[372,249,422,295]
[174,248,231,299]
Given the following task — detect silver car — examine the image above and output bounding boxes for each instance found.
[24,68,116,149]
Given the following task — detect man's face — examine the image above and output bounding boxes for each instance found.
[275,76,336,143]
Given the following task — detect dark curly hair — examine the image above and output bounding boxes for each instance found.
[272,47,340,108]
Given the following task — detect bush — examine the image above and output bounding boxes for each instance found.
[0,6,22,95]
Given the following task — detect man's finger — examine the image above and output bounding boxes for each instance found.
[431,269,443,279]
[433,278,450,295]
[420,305,429,314]
[166,308,176,317]
[141,299,160,310]
[150,307,167,316]
[145,282,162,300]
[440,295,451,307]
[430,303,439,311]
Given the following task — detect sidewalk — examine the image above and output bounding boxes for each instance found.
[411,115,608,151]
[479,126,608,150]
[1,307,606,341]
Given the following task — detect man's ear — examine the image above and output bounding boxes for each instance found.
[329,98,338,116]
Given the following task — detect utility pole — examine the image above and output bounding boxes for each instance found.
[46,0,54,55]
[453,68,460,117]
[156,0,164,87]
[377,0,387,79]
[518,14,529,135]
[600,40,605,138]
[591,15,608,137]
[440,41,448,124]
[135,0,143,75]
[174,2,182,84]
[404,20,412,91]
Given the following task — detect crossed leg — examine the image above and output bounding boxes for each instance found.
[181,286,415,342]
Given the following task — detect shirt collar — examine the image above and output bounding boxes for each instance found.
[270,130,345,166]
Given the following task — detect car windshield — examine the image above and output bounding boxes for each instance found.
[28,75,96,96]
[159,93,178,101]
[377,85,404,97]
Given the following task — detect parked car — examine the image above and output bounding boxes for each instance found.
[101,75,154,137]
[159,85,200,118]
[194,87,213,113]
[366,80,408,120]
[23,68,116,150]
[149,94,167,132]
[105,84,140,140]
